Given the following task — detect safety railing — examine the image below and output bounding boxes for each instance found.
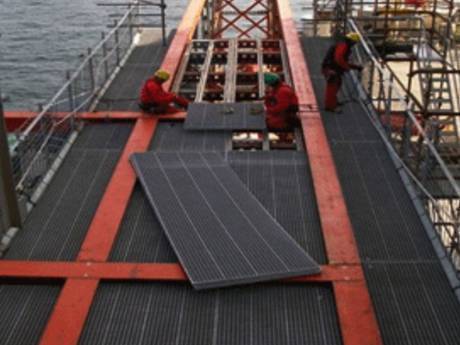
[346,18,460,273]
[9,1,159,205]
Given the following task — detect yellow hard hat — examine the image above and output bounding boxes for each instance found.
[346,32,360,43]
[154,69,170,81]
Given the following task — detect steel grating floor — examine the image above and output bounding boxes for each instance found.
[330,141,437,261]
[302,36,460,344]
[5,123,133,261]
[130,152,320,289]
[365,262,460,345]
[0,283,61,345]
[79,282,342,345]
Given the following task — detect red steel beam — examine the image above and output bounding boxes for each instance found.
[39,1,207,343]
[39,117,157,345]
[277,7,359,265]
[215,0,269,37]
[275,1,383,345]
[0,261,363,282]
[77,117,157,262]
[4,111,186,130]
[39,280,99,345]
[334,282,383,345]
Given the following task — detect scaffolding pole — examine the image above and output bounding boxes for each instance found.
[0,93,22,231]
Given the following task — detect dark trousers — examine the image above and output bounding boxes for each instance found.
[139,102,177,114]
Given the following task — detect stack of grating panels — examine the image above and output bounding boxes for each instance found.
[79,282,342,345]
[130,152,321,289]
[5,123,133,261]
[96,30,175,111]
[184,102,266,130]
[302,35,460,345]
[0,283,61,345]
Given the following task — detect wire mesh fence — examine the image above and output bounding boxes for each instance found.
[9,1,167,205]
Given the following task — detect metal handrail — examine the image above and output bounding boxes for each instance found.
[347,18,460,271]
[10,0,167,205]
[349,18,460,195]
[20,5,138,138]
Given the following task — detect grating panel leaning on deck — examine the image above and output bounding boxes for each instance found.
[110,122,231,262]
[110,123,327,264]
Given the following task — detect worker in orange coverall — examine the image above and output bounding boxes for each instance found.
[321,32,363,112]
[139,69,190,114]
[264,73,299,130]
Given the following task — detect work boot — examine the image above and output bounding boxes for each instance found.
[324,107,342,113]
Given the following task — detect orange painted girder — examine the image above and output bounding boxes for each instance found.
[301,116,360,263]
[4,110,186,125]
[77,117,158,262]
[39,279,99,345]
[0,261,363,282]
[39,1,208,344]
[4,111,185,132]
[334,282,384,345]
[277,10,359,265]
[275,1,383,344]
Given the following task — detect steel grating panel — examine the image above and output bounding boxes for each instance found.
[150,122,231,152]
[184,102,266,130]
[79,282,342,345]
[96,30,175,111]
[227,151,327,264]
[110,151,326,264]
[5,123,133,261]
[0,283,60,345]
[110,123,228,262]
[364,262,460,345]
[130,152,321,289]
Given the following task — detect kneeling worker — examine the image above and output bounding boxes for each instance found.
[321,32,363,112]
[264,73,299,130]
[139,69,190,114]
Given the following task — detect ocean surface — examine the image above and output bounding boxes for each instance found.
[0,0,306,110]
